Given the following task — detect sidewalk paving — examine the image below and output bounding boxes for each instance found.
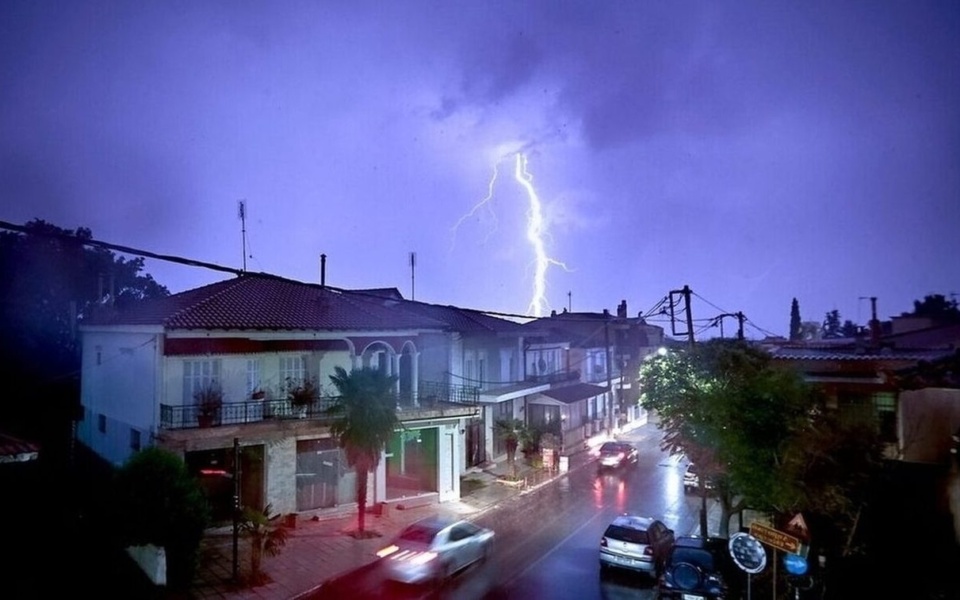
[173,439,604,600]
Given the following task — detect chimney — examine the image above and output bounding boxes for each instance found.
[320,254,326,287]
[617,300,627,318]
[868,296,881,345]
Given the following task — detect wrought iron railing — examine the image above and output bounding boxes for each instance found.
[160,380,479,430]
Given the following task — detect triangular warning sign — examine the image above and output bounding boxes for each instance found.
[786,513,809,539]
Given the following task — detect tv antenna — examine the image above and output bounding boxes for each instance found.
[409,251,416,301]
[238,200,248,272]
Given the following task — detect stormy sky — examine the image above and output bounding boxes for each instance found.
[2,1,958,338]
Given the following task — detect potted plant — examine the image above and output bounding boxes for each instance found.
[285,377,319,418]
[194,381,223,428]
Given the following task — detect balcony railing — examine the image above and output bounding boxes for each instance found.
[160,380,480,430]
[526,370,581,385]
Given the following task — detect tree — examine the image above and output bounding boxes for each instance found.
[326,366,400,537]
[790,298,802,341]
[823,309,842,338]
[905,293,960,322]
[112,447,210,589]
[641,340,820,537]
[0,219,168,439]
[841,319,859,338]
[238,504,289,585]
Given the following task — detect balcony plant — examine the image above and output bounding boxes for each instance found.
[285,377,319,418]
[193,381,223,428]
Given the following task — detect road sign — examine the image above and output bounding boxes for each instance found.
[783,552,808,575]
[729,532,767,574]
[749,522,801,554]
[786,512,810,541]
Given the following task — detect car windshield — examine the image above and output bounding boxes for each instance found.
[604,525,650,544]
[398,523,440,544]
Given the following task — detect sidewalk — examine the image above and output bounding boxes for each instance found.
[175,439,603,600]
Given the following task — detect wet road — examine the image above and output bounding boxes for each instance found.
[314,428,707,600]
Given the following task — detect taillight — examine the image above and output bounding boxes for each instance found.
[600,538,608,547]
[643,547,653,556]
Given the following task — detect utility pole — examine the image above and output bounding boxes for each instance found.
[232,437,241,583]
[716,312,746,340]
[604,313,613,434]
[669,285,696,347]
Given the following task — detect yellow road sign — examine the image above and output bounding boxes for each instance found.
[749,522,801,554]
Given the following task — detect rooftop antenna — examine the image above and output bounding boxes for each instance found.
[237,200,248,272]
[409,252,416,300]
[567,291,572,312]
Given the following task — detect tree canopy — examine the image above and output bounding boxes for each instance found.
[640,338,883,546]
[0,219,169,439]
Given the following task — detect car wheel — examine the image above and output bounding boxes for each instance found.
[671,562,702,590]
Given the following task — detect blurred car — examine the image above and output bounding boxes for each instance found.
[597,441,639,470]
[658,535,743,600]
[599,514,675,578]
[683,463,716,494]
[377,516,494,585]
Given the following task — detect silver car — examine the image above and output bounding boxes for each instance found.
[378,516,495,585]
[599,515,675,578]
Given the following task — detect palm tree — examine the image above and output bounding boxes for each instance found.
[326,366,400,536]
[238,503,288,585]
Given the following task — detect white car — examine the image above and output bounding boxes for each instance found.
[378,516,495,585]
[599,514,675,578]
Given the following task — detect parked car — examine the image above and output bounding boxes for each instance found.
[597,441,639,470]
[599,514,675,578]
[377,516,494,585]
[658,535,744,600]
[683,463,716,494]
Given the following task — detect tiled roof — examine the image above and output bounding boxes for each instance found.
[540,382,609,404]
[81,274,450,331]
[769,345,953,362]
[356,295,527,335]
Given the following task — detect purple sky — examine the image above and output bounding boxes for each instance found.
[2,1,958,338]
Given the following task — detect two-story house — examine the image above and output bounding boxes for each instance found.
[78,274,492,520]
[521,301,666,452]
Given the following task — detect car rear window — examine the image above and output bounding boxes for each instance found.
[604,525,650,544]
[599,442,621,453]
[670,547,714,569]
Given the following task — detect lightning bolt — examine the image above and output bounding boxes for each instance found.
[452,150,568,317]
[513,153,567,317]
[450,162,501,253]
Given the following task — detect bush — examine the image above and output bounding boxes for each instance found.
[113,447,211,589]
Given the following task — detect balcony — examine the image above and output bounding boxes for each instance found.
[160,380,480,430]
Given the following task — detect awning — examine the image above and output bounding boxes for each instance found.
[537,382,609,405]
[0,433,40,464]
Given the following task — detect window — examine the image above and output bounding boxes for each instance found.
[98,414,106,434]
[130,428,141,452]
[280,355,306,385]
[246,359,262,396]
[183,359,221,403]
[874,392,897,442]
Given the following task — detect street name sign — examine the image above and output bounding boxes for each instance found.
[749,522,801,554]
